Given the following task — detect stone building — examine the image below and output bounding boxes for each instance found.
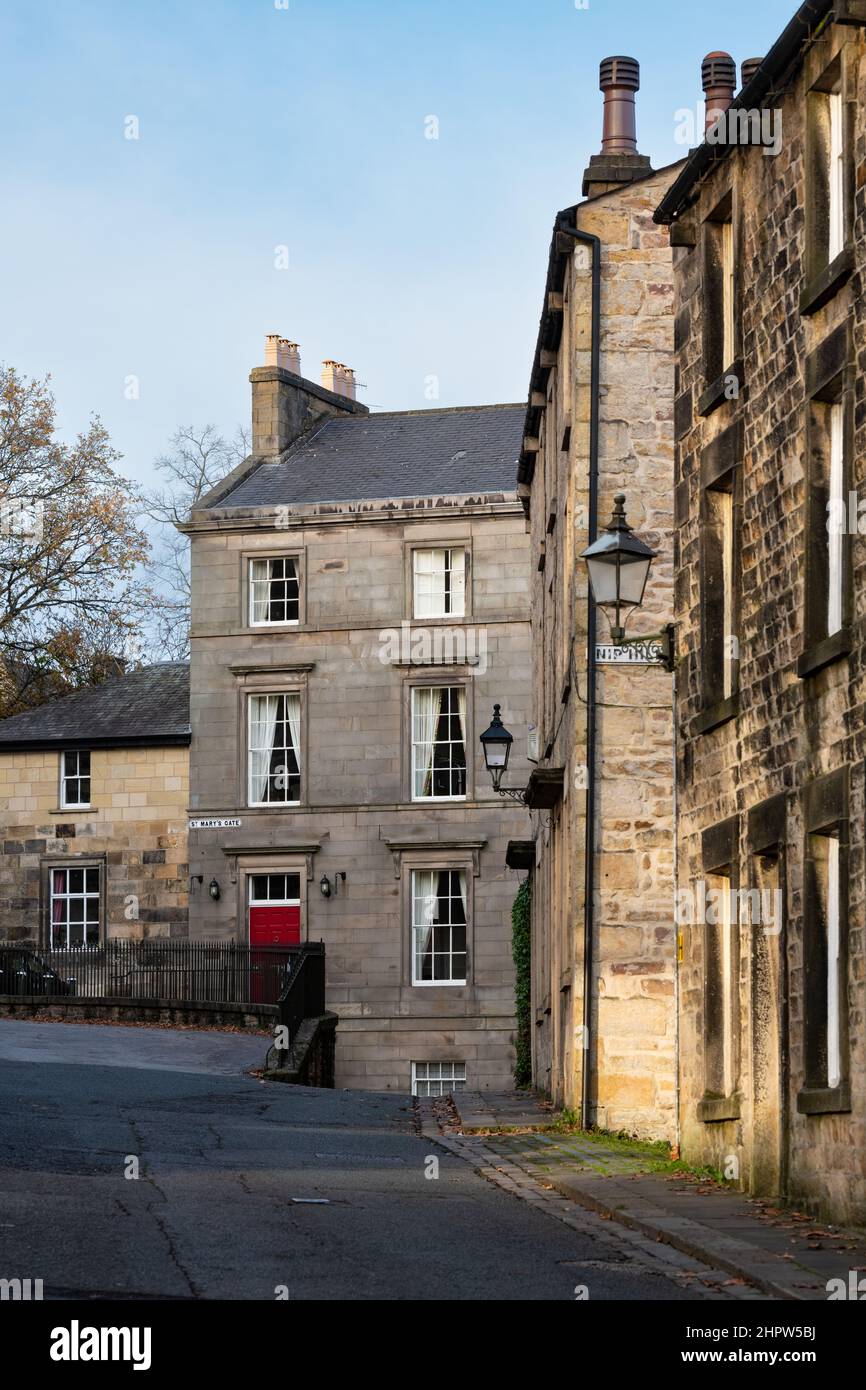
[0,664,190,944]
[516,59,684,1138]
[655,0,866,1221]
[180,341,532,1094]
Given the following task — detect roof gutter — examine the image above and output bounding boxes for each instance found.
[654,0,837,225]
[0,733,191,752]
[518,208,580,494]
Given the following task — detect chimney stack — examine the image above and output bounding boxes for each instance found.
[702,52,737,134]
[321,360,340,395]
[740,57,762,89]
[582,56,652,199]
[336,365,357,401]
[277,338,301,375]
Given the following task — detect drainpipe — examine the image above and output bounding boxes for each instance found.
[557,220,601,1129]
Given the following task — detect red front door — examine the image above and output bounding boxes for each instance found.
[249,904,301,946]
[248,874,302,1002]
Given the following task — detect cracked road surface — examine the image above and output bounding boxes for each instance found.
[0,1021,726,1300]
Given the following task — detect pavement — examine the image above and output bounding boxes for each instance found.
[442,1089,866,1301]
[0,1020,750,1301]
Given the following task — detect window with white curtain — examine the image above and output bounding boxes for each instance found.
[411,868,468,984]
[248,693,301,805]
[411,686,466,799]
[413,548,466,618]
[249,557,300,625]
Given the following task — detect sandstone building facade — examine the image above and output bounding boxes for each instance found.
[181,344,532,1093]
[0,664,190,945]
[655,0,866,1221]
[516,60,683,1139]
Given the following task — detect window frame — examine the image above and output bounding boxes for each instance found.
[799,322,854,675]
[699,188,741,415]
[694,420,742,733]
[409,865,470,987]
[410,683,468,803]
[46,861,102,949]
[405,538,472,623]
[802,49,854,314]
[59,749,92,810]
[412,546,467,620]
[247,554,301,629]
[799,767,851,1114]
[411,1060,467,1097]
[697,816,741,1123]
[245,689,303,808]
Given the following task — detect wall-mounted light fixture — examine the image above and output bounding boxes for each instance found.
[320,872,346,898]
[479,705,528,803]
[208,878,221,902]
[579,492,674,670]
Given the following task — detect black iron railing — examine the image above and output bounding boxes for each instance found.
[278,942,326,1042]
[0,940,311,1008]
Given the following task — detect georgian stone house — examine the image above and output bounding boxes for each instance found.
[0,664,190,944]
[655,0,866,1222]
[180,343,532,1094]
[516,59,684,1139]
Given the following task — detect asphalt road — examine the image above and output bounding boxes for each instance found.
[0,1020,704,1301]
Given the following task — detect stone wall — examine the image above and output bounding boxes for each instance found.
[0,746,189,942]
[670,21,866,1222]
[527,165,681,1139]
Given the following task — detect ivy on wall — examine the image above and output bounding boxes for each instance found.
[511,877,532,1088]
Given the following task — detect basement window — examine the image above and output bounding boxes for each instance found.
[60,750,91,808]
[411,1061,466,1097]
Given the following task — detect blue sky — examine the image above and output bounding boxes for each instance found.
[1,0,797,489]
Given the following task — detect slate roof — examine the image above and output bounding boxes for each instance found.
[0,663,190,750]
[213,404,524,509]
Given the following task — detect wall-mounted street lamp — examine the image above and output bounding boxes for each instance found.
[580,492,674,668]
[208,878,221,902]
[320,872,346,898]
[480,705,528,803]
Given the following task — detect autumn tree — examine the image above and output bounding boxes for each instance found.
[142,423,249,658]
[0,366,152,717]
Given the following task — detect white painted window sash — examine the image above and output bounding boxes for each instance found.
[827,401,844,636]
[720,876,734,1096]
[720,490,735,698]
[828,91,845,263]
[722,221,735,369]
[826,835,841,1089]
